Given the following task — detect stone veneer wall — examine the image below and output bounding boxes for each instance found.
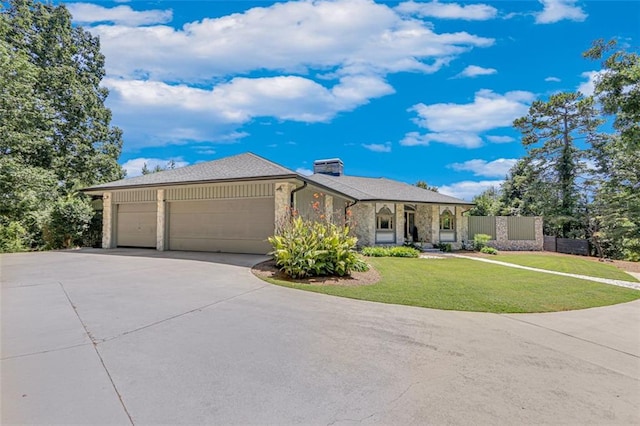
[349,203,375,246]
[415,204,433,243]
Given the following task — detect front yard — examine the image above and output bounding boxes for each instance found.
[467,252,638,282]
[256,257,640,313]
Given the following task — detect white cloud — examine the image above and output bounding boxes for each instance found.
[456,65,497,78]
[401,89,534,148]
[80,0,495,148]
[362,142,392,152]
[400,131,482,148]
[296,167,313,176]
[90,0,493,82]
[396,1,497,20]
[449,158,517,177]
[438,179,504,201]
[122,158,188,177]
[67,3,172,26]
[577,70,601,96]
[535,0,587,24]
[545,76,561,82]
[486,135,515,144]
[105,74,394,147]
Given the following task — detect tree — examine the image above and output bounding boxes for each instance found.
[415,181,439,192]
[589,135,640,259]
[513,92,603,237]
[468,186,503,216]
[1,0,124,249]
[584,39,640,150]
[141,160,177,175]
[2,0,124,192]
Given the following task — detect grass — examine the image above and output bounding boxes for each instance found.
[260,257,640,313]
[489,253,638,282]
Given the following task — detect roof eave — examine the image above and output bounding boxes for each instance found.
[82,174,302,192]
[357,198,474,206]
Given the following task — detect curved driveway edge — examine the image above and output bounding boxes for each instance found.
[2,249,639,424]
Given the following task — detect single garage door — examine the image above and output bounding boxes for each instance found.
[116,203,157,248]
[169,198,274,254]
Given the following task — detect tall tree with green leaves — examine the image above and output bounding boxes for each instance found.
[584,39,640,150]
[2,0,124,191]
[468,186,503,216]
[1,0,124,250]
[512,92,603,237]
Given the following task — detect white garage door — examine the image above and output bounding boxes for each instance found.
[116,203,157,248]
[168,198,274,254]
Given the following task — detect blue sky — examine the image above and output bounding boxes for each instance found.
[66,0,638,200]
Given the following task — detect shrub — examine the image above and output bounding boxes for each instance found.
[268,217,368,279]
[473,234,492,251]
[435,242,452,252]
[44,197,94,249]
[0,221,29,253]
[480,246,498,255]
[361,246,420,258]
[622,238,640,262]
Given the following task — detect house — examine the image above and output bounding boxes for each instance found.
[83,152,473,254]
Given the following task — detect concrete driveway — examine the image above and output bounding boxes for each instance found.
[2,249,639,425]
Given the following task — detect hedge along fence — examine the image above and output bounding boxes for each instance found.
[467,216,543,251]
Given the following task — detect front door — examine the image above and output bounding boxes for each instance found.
[404,211,416,241]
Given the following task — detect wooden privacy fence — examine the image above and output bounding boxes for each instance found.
[543,236,589,256]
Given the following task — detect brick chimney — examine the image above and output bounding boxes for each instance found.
[313,158,344,176]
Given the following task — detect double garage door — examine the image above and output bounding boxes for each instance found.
[116,197,274,254]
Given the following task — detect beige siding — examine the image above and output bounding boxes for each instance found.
[113,190,156,203]
[168,198,274,254]
[468,216,497,240]
[507,216,536,240]
[166,182,274,201]
[116,203,157,247]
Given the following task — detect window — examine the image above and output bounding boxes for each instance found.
[376,206,394,230]
[440,209,454,230]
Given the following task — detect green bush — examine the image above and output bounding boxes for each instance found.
[44,197,94,249]
[434,242,452,252]
[480,246,498,255]
[0,221,29,253]
[473,234,492,251]
[622,238,640,262]
[268,217,368,278]
[361,246,420,258]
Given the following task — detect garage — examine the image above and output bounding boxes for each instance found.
[168,198,274,254]
[116,203,157,248]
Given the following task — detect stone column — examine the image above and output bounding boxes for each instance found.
[432,205,440,244]
[156,189,166,251]
[324,194,333,222]
[275,182,296,232]
[455,206,465,245]
[395,204,404,244]
[102,192,114,249]
[534,217,544,250]
[496,216,508,249]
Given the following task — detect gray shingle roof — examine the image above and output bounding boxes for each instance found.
[304,173,471,205]
[84,152,298,191]
[84,151,470,205]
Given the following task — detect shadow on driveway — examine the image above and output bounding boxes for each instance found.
[57,247,270,268]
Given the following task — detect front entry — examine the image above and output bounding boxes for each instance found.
[404,208,416,242]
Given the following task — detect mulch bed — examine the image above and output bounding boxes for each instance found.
[252,259,381,286]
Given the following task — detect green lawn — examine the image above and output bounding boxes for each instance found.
[260,257,640,313]
[489,253,638,282]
